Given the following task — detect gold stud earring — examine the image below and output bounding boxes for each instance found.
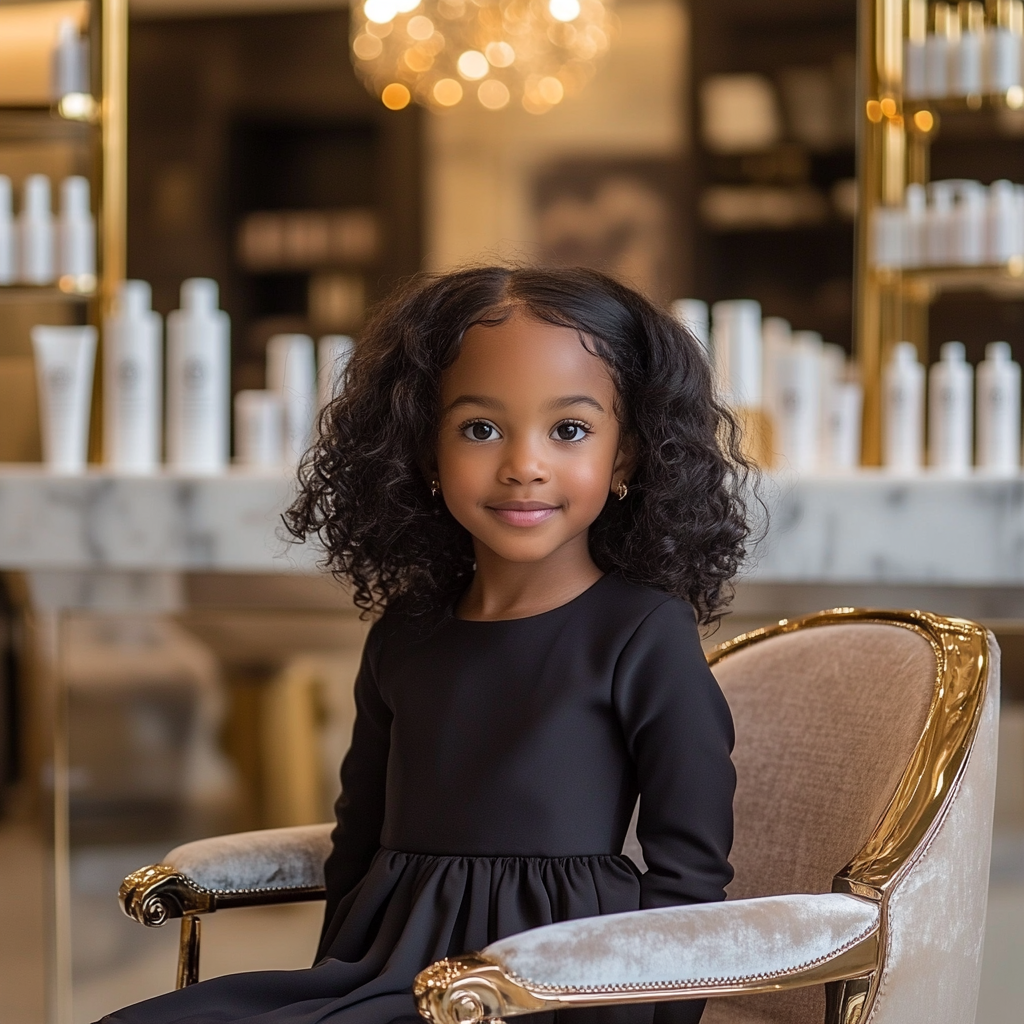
[616,480,629,500]
[430,479,441,498]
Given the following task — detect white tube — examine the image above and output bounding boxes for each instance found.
[903,184,927,268]
[976,341,1022,474]
[166,278,230,473]
[267,333,316,464]
[318,334,355,411]
[104,280,163,473]
[926,15,950,98]
[711,299,762,407]
[952,6,984,97]
[952,180,986,265]
[823,379,863,472]
[884,342,926,472]
[871,205,904,267]
[905,0,928,98]
[928,341,974,474]
[771,331,822,473]
[927,181,955,265]
[988,1,1023,92]
[761,317,791,435]
[0,175,14,285]
[670,299,710,354]
[31,325,97,474]
[59,176,95,287]
[19,175,55,285]
[988,180,1022,263]
[234,390,283,470]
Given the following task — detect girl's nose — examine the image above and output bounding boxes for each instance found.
[499,437,549,485]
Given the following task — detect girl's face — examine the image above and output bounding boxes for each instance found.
[435,310,631,568]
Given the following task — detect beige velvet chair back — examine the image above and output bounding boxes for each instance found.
[702,614,999,1024]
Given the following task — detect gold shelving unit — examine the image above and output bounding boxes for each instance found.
[855,0,1024,462]
[0,4,126,1021]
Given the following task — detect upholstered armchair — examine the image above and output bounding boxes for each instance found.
[119,609,999,1024]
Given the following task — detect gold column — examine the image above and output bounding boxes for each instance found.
[855,0,906,465]
[100,0,127,312]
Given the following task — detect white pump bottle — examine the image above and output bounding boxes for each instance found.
[928,341,974,474]
[166,278,230,473]
[976,341,1022,474]
[884,343,926,472]
[104,281,163,473]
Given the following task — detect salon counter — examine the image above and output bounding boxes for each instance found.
[5,465,1024,617]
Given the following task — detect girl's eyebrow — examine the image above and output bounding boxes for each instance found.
[548,395,605,413]
[444,394,504,414]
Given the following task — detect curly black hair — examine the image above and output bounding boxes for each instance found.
[285,265,755,626]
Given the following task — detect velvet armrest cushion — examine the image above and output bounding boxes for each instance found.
[482,893,880,993]
[164,823,334,895]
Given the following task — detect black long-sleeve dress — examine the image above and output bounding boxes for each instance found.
[99,574,736,1024]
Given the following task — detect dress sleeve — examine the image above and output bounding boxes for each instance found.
[613,599,736,909]
[318,621,392,948]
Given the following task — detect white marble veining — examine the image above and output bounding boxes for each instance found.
[750,471,1024,585]
[5,465,1024,586]
[0,465,318,573]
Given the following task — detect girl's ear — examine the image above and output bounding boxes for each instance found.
[611,435,636,493]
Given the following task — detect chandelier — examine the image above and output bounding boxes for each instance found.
[350,0,615,113]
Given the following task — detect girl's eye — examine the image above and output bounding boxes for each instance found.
[463,421,500,441]
[552,421,589,442]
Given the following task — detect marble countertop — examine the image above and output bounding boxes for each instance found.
[5,465,1024,586]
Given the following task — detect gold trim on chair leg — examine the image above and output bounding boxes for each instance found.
[176,916,201,989]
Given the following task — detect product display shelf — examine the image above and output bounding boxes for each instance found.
[0,6,126,1022]
[855,0,1024,463]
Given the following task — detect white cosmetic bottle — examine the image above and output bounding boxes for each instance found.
[927,181,955,265]
[772,331,822,474]
[59,175,96,288]
[104,281,162,473]
[903,183,927,267]
[976,341,1022,474]
[671,299,710,354]
[988,0,1023,94]
[234,390,283,470]
[953,180,986,265]
[0,175,14,285]
[761,316,792,435]
[166,278,230,473]
[872,204,904,268]
[884,342,926,472]
[318,335,355,411]
[926,3,952,98]
[905,0,928,98]
[952,1,984,97]
[19,174,55,285]
[823,377,864,472]
[267,334,316,465]
[928,341,974,474]
[711,300,762,408]
[988,180,1022,263]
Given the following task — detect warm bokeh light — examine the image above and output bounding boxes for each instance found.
[350,0,615,112]
[457,50,489,80]
[866,99,883,123]
[433,77,463,105]
[478,78,511,109]
[879,97,897,118]
[485,41,515,68]
[1007,85,1024,109]
[381,82,412,108]
[548,0,581,21]
[912,109,934,132]
[538,75,564,104]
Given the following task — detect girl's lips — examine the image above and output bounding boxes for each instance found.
[487,506,559,526]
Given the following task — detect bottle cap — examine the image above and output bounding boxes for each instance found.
[61,176,90,217]
[986,341,1012,361]
[23,175,51,218]
[119,280,152,317]
[893,341,919,364]
[181,277,219,313]
[940,340,966,361]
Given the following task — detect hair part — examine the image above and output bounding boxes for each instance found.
[284,265,756,626]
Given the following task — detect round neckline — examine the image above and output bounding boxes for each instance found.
[450,573,610,624]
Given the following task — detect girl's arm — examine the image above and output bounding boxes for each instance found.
[318,622,393,951]
[613,599,736,909]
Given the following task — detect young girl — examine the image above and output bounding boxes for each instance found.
[101,266,749,1024]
